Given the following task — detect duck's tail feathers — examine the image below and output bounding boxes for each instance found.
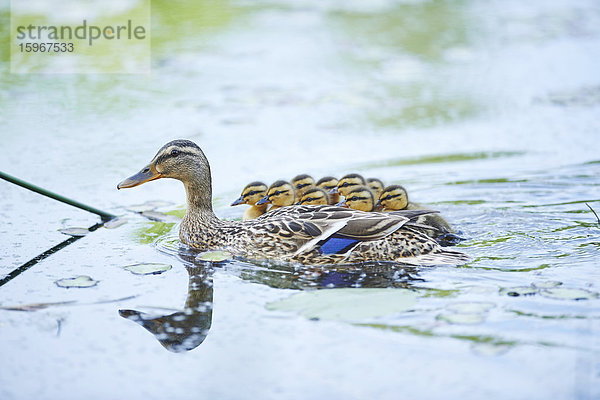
[389,209,439,220]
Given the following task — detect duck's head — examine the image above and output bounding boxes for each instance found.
[336,185,375,212]
[291,174,315,195]
[231,182,268,207]
[118,140,210,189]
[378,185,409,210]
[257,180,296,207]
[297,187,329,206]
[367,178,385,198]
[316,176,338,192]
[317,176,339,204]
[332,173,366,197]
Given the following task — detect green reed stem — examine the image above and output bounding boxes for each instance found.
[0,170,116,222]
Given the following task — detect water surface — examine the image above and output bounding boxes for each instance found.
[1,0,599,399]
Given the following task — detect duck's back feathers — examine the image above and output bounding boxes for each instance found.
[261,205,411,239]
[247,205,466,265]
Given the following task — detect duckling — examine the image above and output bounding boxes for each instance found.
[297,187,330,206]
[336,185,376,212]
[256,180,296,210]
[118,140,469,266]
[366,178,385,198]
[378,185,454,235]
[378,185,411,211]
[316,176,339,205]
[331,173,366,198]
[231,181,269,220]
[291,174,316,196]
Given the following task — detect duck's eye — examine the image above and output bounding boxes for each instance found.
[170,149,180,157]
[349,196,359,201]
[340,182,349,187]
[385,195,393,200]
[306,197,314,202]
[246,190,256,196]
[273,191,281,196]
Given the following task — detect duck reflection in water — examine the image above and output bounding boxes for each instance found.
[119,264,213,353]
[243,261,424,290]
[119,246,425,352]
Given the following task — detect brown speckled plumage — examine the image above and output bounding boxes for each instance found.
[118,140,469,266]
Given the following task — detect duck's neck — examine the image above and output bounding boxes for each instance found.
[184,180,211,210]
[182,179,222,226]
[253,203,269,212]
[179,178,232,249]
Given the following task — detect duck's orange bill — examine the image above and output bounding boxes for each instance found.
[117,165,162,189]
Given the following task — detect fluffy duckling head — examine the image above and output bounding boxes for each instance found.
[291,174,315,195]
[336,185,375,212]
[231,181,268,207]
[367,178,385,198]
[332,173,366,197]
[316,176,338,191]
[316,176,339,204]
[257,180,296,207]
[378,185,409,211]
[297,187,329,206]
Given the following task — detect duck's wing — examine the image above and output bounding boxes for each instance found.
[258,205,432,256]
[388,209,443,232]
[264,205,436,238]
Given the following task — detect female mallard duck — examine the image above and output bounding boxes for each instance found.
[290,174,315,196]
[231,181,269,220]
[256,180,296,210]
[316,176,339,205]
[336,185,376,212]
[297,187,330,206]
[378,185,454,235]
[367,178,385,198]
[118,140,468,265]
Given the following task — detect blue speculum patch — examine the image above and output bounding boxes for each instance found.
[318,235,359,255]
